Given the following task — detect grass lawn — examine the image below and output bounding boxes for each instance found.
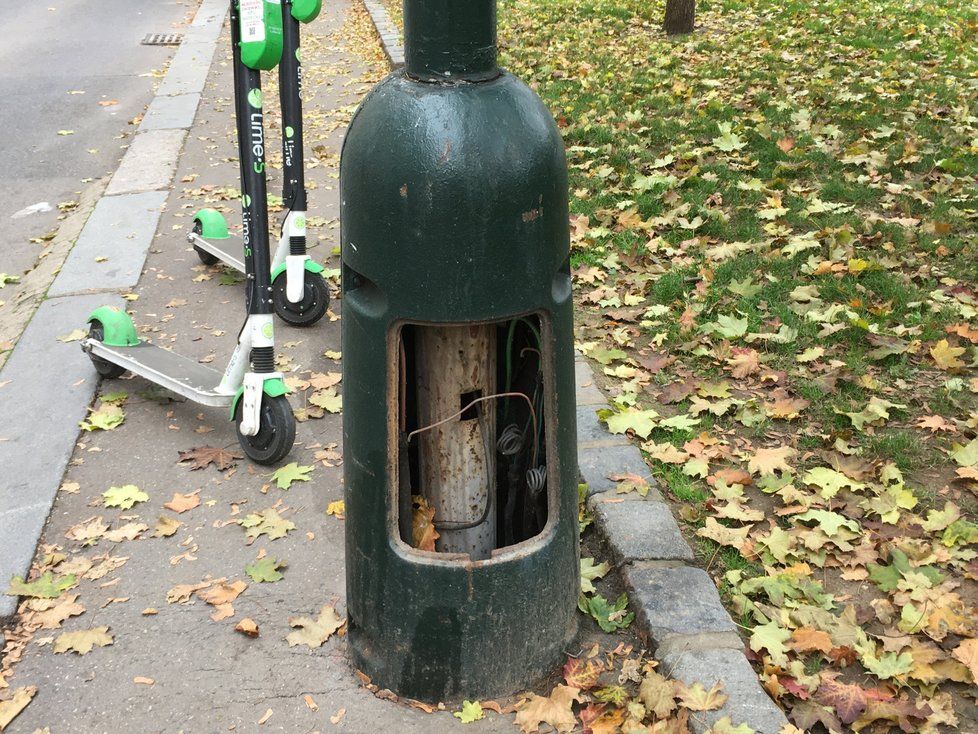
[381,0,978,730]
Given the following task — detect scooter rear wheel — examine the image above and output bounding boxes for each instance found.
[192,221,220,266]
[235,394,296,465]
[271,269,330,327]
[87,321,127,379]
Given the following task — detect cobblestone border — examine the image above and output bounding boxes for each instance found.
[362,0,404,68]
[575,354,787,734]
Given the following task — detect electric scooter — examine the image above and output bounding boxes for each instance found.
[188,0,329,327]
[81,0,296,465]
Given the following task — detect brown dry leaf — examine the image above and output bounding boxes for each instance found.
[747,446,797,476]
[411,495,439,551]
[104,522,148,542]
[815,675,868,725]
[915,414,957,433]
[152,516,183,538]
[308,371,342,390]
[303,694,319,711]
[235,618,260,637]
[65,516,108,545]
[951,638,978,682]
[677,681,727,711]
[166,581,210,604]
[197,580,247,606]
[513,685,581,733]
[790,627,833,654]
[52,626,113,655]
[764,394,810,420]
[31,594,85,629]
[638,668,677,719]
[930,339,966,370]
[697,517,751,551]
[133,677,154,686]
[726,348,761,378]
[643,440,689,464]
[330,708,347,724]
[286,605,345,648]
[0,686,36,730]
[163,491,200,513]
[210,603,235,622]
[177,445,243,471]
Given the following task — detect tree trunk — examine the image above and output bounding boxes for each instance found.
[663,0,695,35]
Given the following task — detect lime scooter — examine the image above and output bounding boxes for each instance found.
[188,0,329,327]
[81,0,296,465]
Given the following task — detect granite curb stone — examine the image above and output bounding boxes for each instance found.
[571,355,787,732]
[47,191,169,297]
[593,498,694,563]
[659,647,789,734]
[362,0,405,68]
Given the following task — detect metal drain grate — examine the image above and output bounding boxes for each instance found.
[141,33,183,46]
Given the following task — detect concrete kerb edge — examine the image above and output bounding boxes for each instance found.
[362,0,404,68]
[0,0,227,624]
[571,354,788,731]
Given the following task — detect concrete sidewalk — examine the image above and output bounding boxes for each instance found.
[0,2,522,731]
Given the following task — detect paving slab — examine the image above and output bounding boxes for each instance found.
[579,442,660,499]
[157,41,220,98]
[593,497,693,563]
[47,191,168,296]
[139,93,201,131]
[622,564,738,649]
[659,647,788,734]
[577,403,627,446]
[0,293,124,618]
[105,129,187,196]
[574,360,606,406]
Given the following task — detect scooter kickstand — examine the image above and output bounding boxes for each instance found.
[239,372,265,437]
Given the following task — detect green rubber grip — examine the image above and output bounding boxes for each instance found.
[239,0,284,70]
[291,0,321,23]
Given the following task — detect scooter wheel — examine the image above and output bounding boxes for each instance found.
[271,270,330,327]
[87,321,127,379]
[192,221,220,266]
[235,394,296,465]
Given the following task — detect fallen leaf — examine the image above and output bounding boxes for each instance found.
[177,445,242,471]
[286,605,344,648]
[514,685,581,733]
[53,626,113,654]
[163,491,200,513]
[235,617,260,637]
[102,485,148,510]
[0,686,36,730]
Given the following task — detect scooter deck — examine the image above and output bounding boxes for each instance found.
[84,339,234,407]
[188,232,246,273]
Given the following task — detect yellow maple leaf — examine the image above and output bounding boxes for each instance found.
[930,339,966,371]
[514,685,581,733]
[747,446,797,476]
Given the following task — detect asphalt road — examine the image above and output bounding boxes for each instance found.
[0,0,196,279]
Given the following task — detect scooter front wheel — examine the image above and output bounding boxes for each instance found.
[271,270,330,327]
[87,321,127,379]
[192,221,220,266]
[235,394,296,465]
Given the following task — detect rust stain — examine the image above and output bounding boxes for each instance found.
[438,139,452,164]
[521,208,541,223]
[399,184,408,198]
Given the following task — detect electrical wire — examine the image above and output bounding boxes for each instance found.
[432,403,495,530]
[407,391,539,466]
